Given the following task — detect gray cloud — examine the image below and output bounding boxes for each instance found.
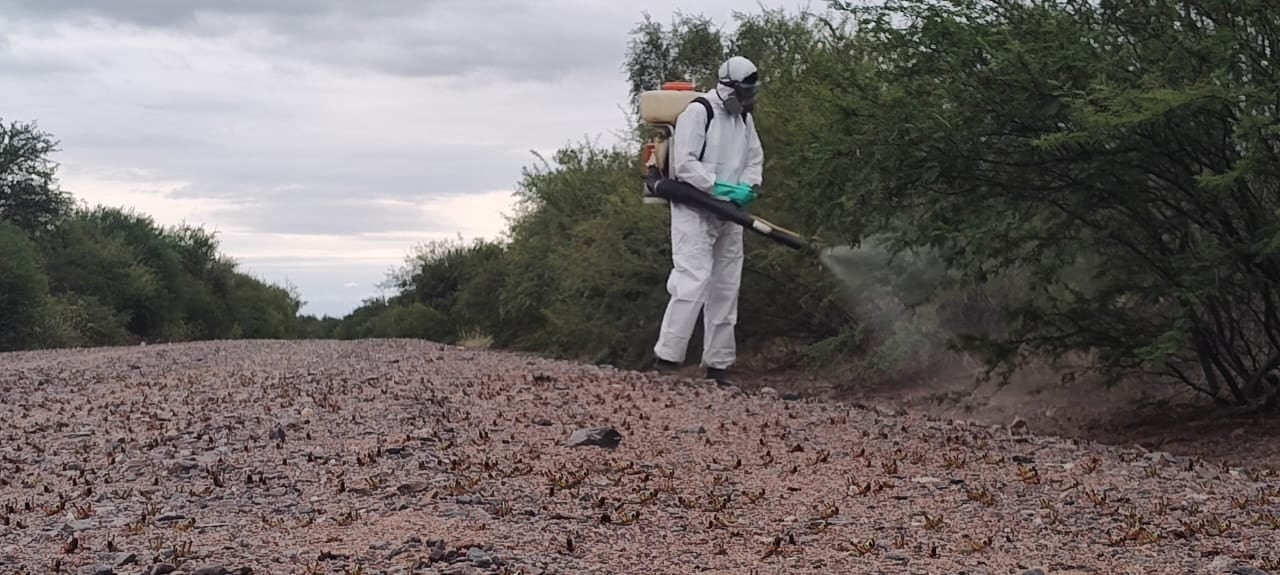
[148,144,528,204]
[0,0,625,80]
[0,29,89,76]
[0,0,420,28]
[207,198,448,236]
[261,1,624,81]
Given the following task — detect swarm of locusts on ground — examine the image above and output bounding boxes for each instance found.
[0,339,1277,575]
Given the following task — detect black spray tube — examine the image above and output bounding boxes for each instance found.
[646,168,811,252]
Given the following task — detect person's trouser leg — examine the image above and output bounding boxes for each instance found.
[654,204,715,364]
[701,219,744,370]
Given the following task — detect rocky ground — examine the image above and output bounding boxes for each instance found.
[0,339,1277,575]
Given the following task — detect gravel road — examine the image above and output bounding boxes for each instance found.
[0,339,1276,575]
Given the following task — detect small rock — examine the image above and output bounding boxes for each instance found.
[1232,567,1270,575]
[1022,570,1045,575]
[467,547,494,567]
[85,566,114,575]
[268,424,286,441]
[166,460,198,475]
[387,536,423,559]
[758,387,778,397]
[535,418,553,426]
[113,553,138,567]
[428,539,447,563]
[678,424,706,435]
[1209,556,1235,572]
[64,519,95,532]
[191,565,229,575]
[564,426,622,449]
[780,391,802,401]
[147,564,177,575]
[396,481,431,495]
[409,427,433,439]
[1008,417,1029,434]
[439,506,470,519]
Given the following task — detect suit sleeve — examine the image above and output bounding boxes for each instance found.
[741,114,764,187]
[670,102,717,193]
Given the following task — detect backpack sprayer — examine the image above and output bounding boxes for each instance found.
[638,81,820,254]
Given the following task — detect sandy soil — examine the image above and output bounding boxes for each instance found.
[1,339,1278,575]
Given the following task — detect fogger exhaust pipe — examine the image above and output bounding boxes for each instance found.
[645,168,812,252]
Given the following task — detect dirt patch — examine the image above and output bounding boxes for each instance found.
[1,340,1278,575]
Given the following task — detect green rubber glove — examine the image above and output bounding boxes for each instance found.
[713,180,758,207]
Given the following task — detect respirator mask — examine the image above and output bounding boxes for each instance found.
[721,70,760,116]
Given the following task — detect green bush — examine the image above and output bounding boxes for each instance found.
[0,221,49,351]
[39,293,132,348]
[1,117,306,349]
[367,302,452,341]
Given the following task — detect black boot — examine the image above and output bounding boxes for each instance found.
[705,367,735,387]
[652,357,681,374]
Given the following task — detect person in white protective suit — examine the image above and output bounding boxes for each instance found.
[652,55,764,387]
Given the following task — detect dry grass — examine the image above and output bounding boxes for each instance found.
[457,329,494,350]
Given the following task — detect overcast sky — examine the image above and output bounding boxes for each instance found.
[0,0,810,318]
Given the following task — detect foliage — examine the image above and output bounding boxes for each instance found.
[816,0,1280,407]
[0,120,305,350]
[0,221,50,351]
[0,119,73,237]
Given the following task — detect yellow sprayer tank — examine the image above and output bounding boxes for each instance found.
[639,81,700,125]
[639,81,700,205]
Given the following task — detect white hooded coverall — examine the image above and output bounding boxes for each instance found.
[653,56,765,370]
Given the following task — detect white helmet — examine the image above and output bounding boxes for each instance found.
[716,56,760,115]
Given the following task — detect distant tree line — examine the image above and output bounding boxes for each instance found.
[0,118,304,349]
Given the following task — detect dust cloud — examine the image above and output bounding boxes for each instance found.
[809,235,987,388]
[816,236,951,336]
